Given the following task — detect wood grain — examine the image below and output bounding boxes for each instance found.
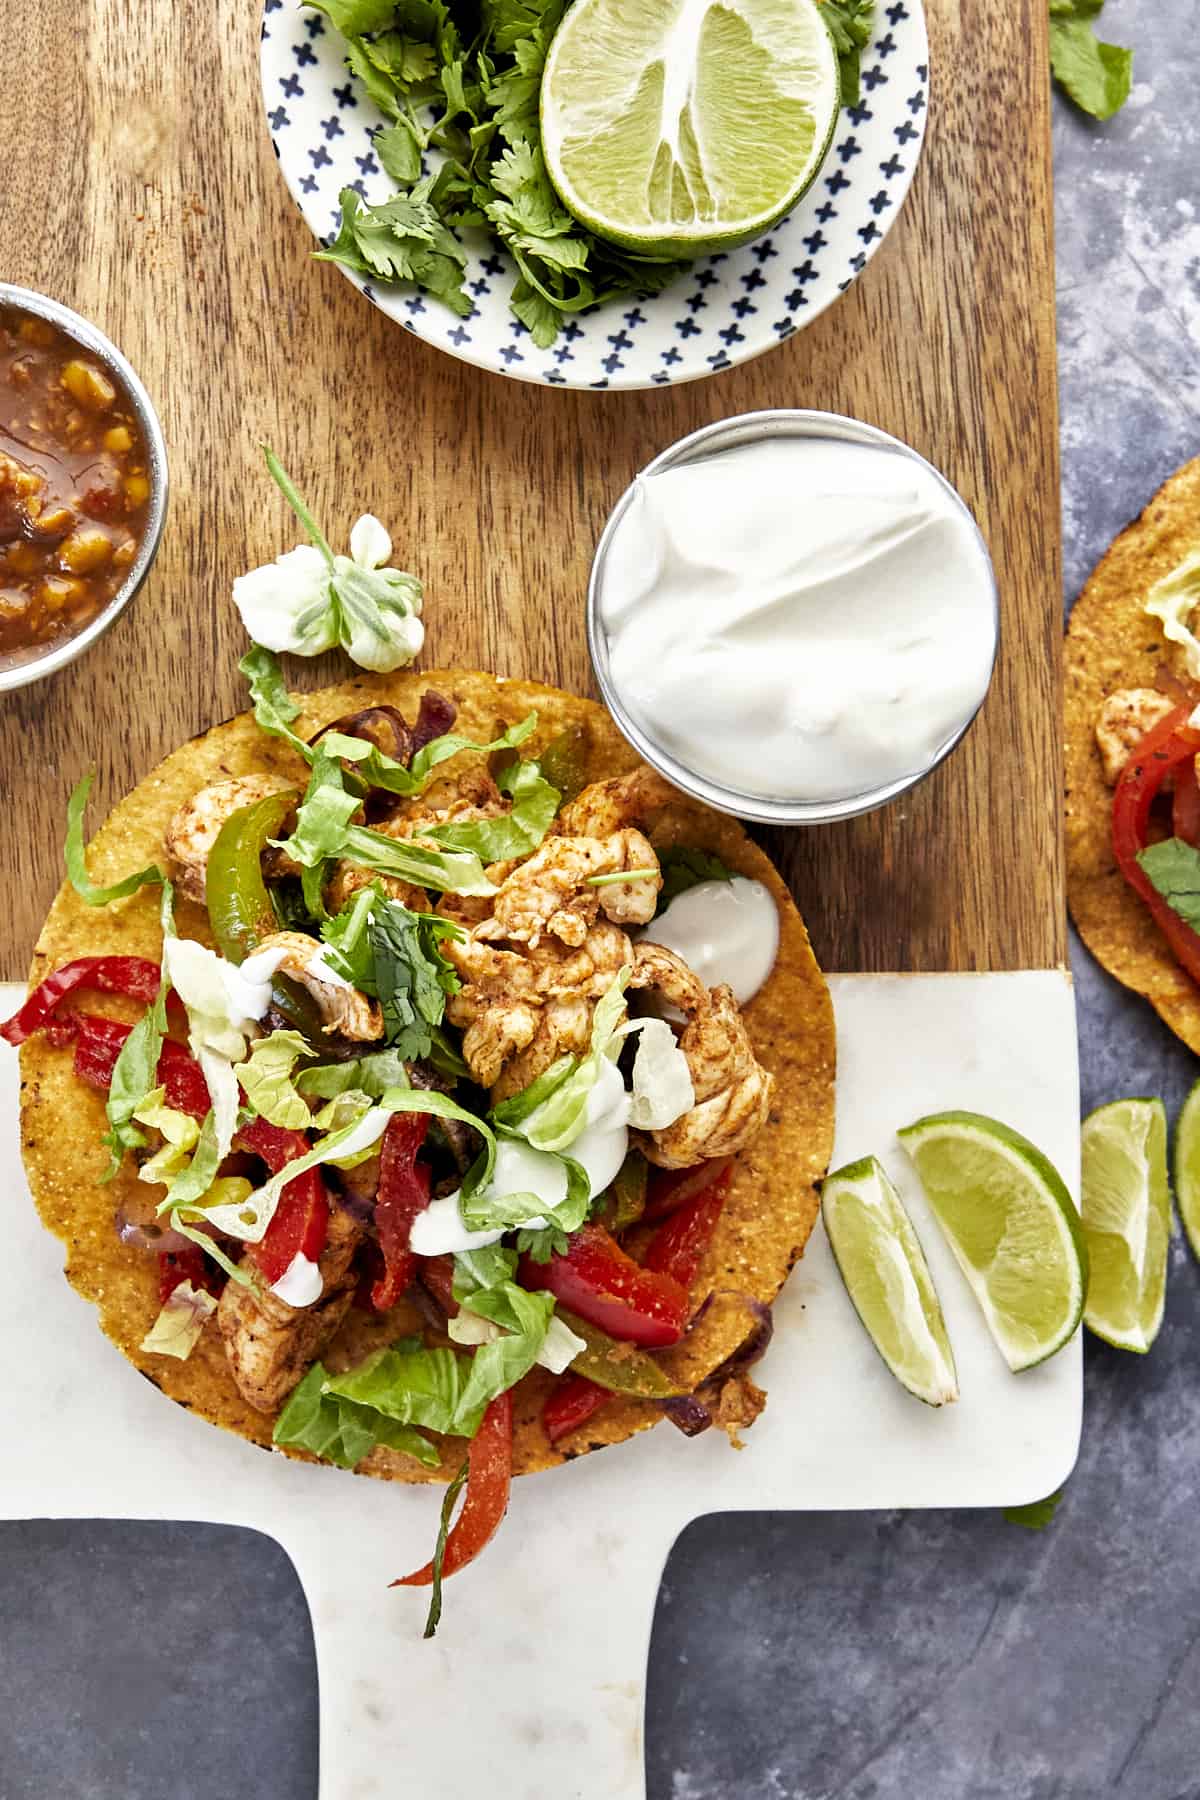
[0,0,1063,979]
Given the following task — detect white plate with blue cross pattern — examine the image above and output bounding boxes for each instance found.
[261,1,929,391]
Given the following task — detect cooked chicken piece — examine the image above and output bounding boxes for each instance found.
[323,862,429,917]
[405,766,506,835]
[555,766,679,837]
[628,942,773,1169]
[443,920,632,1096]
[1094,688,1177,786]
[253,930,383,1041]
[216,1204,364,1414]
[164,774,298,906]
[476,830,661,949]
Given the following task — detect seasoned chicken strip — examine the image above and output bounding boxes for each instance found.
[629,942,773,1169]
[164,774,297,906]
[555,766,678,836]
[444,921,632,1095]
[1094,688,1176,786]
[253,930,384,1041]
[477,830,661,949]
[216,1205,364,1414]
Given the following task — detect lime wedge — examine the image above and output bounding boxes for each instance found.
[821,1155,959,1406]
[1081,1098,1171,1352]
[540,0,842,260]
[898,1111,1087,1373]
[1174,1079,1200,1265]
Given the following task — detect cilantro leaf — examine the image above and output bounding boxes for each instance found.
[655,845,734,914]
[514,1222,570,1262]
[1049,0,1131,120]
[818,0,875,106]
[1003,1487,1065,1531]
[369,902,465,1057]
[1137,837,1200,932]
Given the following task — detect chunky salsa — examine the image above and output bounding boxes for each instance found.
[0,306,152,663]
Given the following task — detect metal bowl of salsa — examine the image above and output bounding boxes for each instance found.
[0,285,168,693]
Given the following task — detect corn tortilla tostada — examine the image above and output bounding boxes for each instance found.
[1066,456,1200,1051]
[9,665,834,1603]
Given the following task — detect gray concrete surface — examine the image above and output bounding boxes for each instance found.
[2,2,1197,1793]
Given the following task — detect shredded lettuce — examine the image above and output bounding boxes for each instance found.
[295,1046,410,1099]
[278,741,497,897]
[207,1088,493,1246]
[325,1277,554,1436]
[273,1361,441,1469]
[64,772,166,907]
[139,1282,218,1361]
[1144,550,1200,681]
[621,1016,695,1130]
[234,1029,313,1130]
[490,1054,576,1128]
[100,882,177,1177]
[238,644,312,761]
[458,1133,590,1237]
[516,968,631,1153]
[429,755,561,862]
[134,1085,201,1185]
[450,1248,584,1375]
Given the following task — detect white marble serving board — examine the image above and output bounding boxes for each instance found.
[0,973,1081,1800]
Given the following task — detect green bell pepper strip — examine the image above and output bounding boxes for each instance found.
[205,792,324,1040]
[555,1307,687,1399]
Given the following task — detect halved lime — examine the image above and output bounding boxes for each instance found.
[821,1155,959,1406]
[898,1111,1087,1373]
[1081,1098,1171,1352]
[540,0,842,260]
[1174,1079,1200,1264]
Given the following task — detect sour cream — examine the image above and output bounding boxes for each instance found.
[645,876,779,1003]
[409,1062,634,1258]
[270,1252,323,1308]
[593,427,997,811]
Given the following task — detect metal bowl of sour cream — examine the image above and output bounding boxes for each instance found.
[587,411,999,826]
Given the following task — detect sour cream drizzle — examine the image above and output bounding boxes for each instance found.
[408,1061,633,1258]
[645,877,779,1004]
[596,435,996,805]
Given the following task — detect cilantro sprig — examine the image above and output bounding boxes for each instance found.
[310,0,690,343]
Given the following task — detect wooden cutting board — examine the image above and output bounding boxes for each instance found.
[0,0,1062,981]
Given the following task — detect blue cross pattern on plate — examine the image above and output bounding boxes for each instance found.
[261,0,929,391]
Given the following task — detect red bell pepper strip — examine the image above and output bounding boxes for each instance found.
[544,1374,611,1444]
[236,1115,330,1287]
[1112,705,1200,985]
[371,1113,433,1310]
[643,1167,731,1290]
[520,1223,689,1348]
[0,957,165,1047]
[63,1013,214,1118]
[419,1254,459,1318]
[642,1157,733,1224]
[1173,756,1200,847]
[158,1245,221,1303]
[392,1391,513,1588]
[56,1013,328,1289]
